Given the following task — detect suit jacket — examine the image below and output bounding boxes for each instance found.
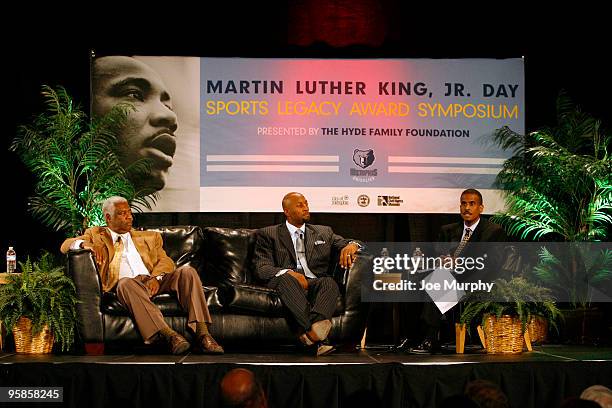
[437,218,507,248]
[253,223,357,281]
[436,218,508,282]
[60,226,175,292]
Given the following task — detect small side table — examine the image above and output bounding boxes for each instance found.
[0,272,17,284]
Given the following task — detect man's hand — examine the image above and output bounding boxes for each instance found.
[339,242,360,269]
[135,275,160,297]
[82,242,105,266]
[439,254,454,269]
[287,270,308,290]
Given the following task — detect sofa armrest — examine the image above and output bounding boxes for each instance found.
[342,252,373,313]
[66,249,104,345]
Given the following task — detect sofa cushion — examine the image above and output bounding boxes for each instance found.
[142,226,205,275]
[201,227,258,286]
[101,286,222,316]
[225,284,345,317]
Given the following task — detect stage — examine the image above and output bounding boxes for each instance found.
[1,345,611,407]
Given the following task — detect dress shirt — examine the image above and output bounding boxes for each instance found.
[108,229,150,279]
[274,221,316,278]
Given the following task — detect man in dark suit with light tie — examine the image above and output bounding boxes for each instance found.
[254,192,362,356]
[409,188,508,354]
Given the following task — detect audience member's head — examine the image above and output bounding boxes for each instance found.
[581,385,612,408]
[464,379,509,408]
[220,368,267,408]
[559,397,602,408]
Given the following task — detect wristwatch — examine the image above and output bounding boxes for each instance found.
[348,241,363,250]
[155,274,165,282]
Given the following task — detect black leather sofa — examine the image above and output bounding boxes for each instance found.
[66,225,371,353]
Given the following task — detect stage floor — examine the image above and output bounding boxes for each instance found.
[1,344,612,364]
[2,345,611,407]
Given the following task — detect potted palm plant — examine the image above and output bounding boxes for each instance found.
[490,93,612,344]
[460,277,561,354]
[0,251,79,353]
[10,85,157,237]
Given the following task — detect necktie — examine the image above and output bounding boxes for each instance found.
[295,230,314,278]
[109,236,124,281]
[453,228,471,257]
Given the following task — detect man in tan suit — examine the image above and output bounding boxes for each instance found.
[61,196,223,355]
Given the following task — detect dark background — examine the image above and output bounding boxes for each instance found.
[3,3,610,260]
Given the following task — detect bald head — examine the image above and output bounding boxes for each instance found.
[220,368,266,408]
[281,192,310,227]
[281,192,301,210]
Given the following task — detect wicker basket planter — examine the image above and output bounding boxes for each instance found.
[13,317,54,354]
[0,252,78,353]
[528,315,548,344]
[459,277,560,355]
[482,314,524,354]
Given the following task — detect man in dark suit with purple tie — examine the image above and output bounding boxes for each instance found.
[409,189,508,354]
[253,192,362,356]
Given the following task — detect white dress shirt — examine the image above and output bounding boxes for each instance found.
[71,229,150,279]
[275,221,316,279]
[108,229,150,279]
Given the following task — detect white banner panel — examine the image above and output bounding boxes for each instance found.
[91,57,524,213]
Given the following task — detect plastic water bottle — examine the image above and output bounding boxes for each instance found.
[380,247,390,273]
[6,247,16,273]
[412,247,424,270]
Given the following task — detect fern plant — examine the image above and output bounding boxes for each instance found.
[491,97,611,242]
[533,244,612,308]
[10,85,157,237]
[0,251,79,351]
[490,93,612,307]
[460,277,562,332]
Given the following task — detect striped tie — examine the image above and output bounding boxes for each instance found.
[109,236,124,281]
[295,230,314,278]
[453,228,471,257]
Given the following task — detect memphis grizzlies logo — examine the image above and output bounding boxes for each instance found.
[352,149,375,169]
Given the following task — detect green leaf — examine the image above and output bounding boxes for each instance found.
[10,86,158,237]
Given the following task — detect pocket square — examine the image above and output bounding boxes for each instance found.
[314,240,326,245]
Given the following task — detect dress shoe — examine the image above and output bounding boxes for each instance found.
[195,333,224,354]
[316,343,336,357]
[167,332,191,355]
[409,337,441,354]
[299,333,314,346]
[306,319,332,342]
[394,337,411,351]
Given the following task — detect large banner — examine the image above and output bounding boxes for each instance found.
[91,57,524,213]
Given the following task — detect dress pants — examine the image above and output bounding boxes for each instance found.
[116,265,212,343]
[268,273,339,331]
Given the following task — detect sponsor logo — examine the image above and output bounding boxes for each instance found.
[331,195,349,206]
[357,194,371,207]
[351,148,378,183]
[353,149,375,168]
[377,195,403,206]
